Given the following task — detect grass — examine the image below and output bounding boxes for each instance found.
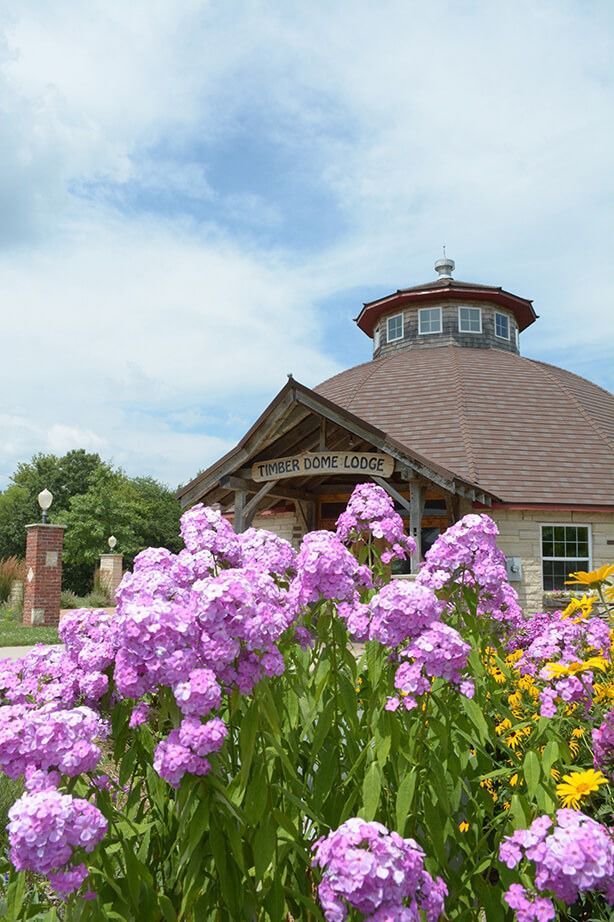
[0,622,60,647]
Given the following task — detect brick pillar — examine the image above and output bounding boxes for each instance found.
[99,553,123,600]
[23,524,65,626]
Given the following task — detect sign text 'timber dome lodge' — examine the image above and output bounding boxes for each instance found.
[252,452,394,482]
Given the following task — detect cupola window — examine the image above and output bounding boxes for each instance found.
[386,314,404,342]
[418,307,442,335]
[458,306,482,334]
[495,312,510,340]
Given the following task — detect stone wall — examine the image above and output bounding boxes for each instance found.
[251,509,305,548]
[373,300,519,359]
[489,507,614,612]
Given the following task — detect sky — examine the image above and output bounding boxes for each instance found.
[1,0,613,491]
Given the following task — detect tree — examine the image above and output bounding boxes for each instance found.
[0,451,183,594]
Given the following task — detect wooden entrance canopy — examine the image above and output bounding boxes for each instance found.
[176,377,498,563]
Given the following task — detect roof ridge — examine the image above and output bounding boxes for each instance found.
[341,354,388,410]
[528,358,614,450]
[449,347,479,483]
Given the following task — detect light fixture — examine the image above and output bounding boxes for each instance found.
[108,535,117,551]
[37,489,53,524]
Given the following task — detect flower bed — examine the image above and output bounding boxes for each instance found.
[0,487,611,921]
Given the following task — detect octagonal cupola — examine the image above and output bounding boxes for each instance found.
[356,258,537,359]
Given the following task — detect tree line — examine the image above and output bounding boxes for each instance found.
[0,450,183,594]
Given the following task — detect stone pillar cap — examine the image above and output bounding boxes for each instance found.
[25,522,66,529]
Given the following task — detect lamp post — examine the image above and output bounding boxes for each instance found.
[108,535,117,551]
[37,489,53,524]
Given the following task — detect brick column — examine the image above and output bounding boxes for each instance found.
[99,553,123,600]
[23,524,65,626]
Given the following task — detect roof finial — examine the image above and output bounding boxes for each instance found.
[434,248,455,279]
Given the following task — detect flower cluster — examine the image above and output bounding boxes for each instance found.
[387,623,473,711]
[593,709,614,778]
[0,703,107,784]
[506,609,611,718]
[368,581,444,647]
[8,790,107,895]
[336,483,416,564]
[499,810,614,915]
[180,503,242,566]
[153,717,227,787]
[290,530,371,608]
[312,818,447,921]
[238,526,297,576]
[417,514,522,628]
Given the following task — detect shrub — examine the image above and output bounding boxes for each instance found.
[0,557,25,604]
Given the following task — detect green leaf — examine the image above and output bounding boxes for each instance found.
[395,768,417,833]
[243,765,268,826]
[523,750,541,798]
[253,815,277,880]
[541,740,559,773]
[460,696,489,745]
[510,794,531,829]
[158,894,178,922]
[361,761,382,821]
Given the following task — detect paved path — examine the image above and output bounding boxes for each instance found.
[0,645,56,659]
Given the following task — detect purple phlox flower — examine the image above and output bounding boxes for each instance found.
[593,709,614,778]
[48,863,90,898]
[0,646,81,709]
[0,703,107,781]
[503,884,555,922]
[180,503,242,566]
[173,668,221,717]
[337,600,371,641]
[290,531,372,608]
[153,717,227,787]
[336,484,416,564]
[500,810,614,908]
[312,818,446,921]
[238,527,297,576]
[368,582,444,647]
[417,514,522,629]
[128,702,150,728]
[8,790,107,889]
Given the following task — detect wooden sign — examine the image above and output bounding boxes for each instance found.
[252,452,394,482]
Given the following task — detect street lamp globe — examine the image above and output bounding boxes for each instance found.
[108,535,117,551]
[37,489,53,524]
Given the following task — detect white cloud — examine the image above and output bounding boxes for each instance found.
[0,1,612,490]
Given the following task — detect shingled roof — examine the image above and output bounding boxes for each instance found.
[315,345,614,506]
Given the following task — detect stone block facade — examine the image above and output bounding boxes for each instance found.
[23,524,65,626]
[489,507,614,612]
[99,553,124,600]
[252,509,305,548]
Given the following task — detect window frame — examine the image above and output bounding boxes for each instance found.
[373,326,381,351]
[418,306,442,335]
[458,305,482,334]
[540,523,592,591]
[386,313,404,342]
[494,311,510,340]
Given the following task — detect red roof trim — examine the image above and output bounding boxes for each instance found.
[355,286,537,336]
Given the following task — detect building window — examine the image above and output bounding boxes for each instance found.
[458,306,482,333]
[418,307,442,334]
[386,314,404,342]
[495,312,510,339]
[541,524,591,591]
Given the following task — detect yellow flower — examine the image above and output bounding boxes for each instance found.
[544,657,608,679]
[506,730,526,751]
[506,650,523,665]
[562,594,595,620]
[594,681,614,705]
[495,718,512,736]
[510,773,519,787]
[550,767,560,781]
[556,769,609,809]
[565,564,614,587]
[458,821,470,833]
[502,801,511,810]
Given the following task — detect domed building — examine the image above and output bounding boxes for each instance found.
[178,259,614,611]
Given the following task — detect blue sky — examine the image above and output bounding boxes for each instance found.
[0,1,613,489]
